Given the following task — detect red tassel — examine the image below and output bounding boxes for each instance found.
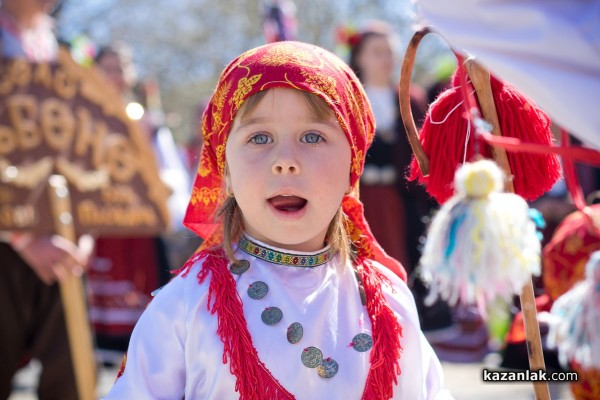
[409,67,560,204]
[359,258,403,400]
[489,77,561,200]
[408,71,490,203]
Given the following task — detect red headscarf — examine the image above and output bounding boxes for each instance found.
[184,40,406,280]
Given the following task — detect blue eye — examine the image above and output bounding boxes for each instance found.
[302,132,324,144]
[250,133,272,145]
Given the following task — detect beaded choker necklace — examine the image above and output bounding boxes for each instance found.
[238,235,335,268]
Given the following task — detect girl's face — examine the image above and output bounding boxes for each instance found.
[226,88,352,252]
[356,35,394,86]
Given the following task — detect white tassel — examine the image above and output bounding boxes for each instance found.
[548,251,600,370]
[420,159,541,310]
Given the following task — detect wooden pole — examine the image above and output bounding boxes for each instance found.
[48,175,96,400]
[465,59,551,400]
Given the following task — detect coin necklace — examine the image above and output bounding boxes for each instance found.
[230,245,374,379]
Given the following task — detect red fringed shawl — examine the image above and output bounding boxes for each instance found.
[178,248,403,400]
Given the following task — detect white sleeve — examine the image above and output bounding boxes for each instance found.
[103,272,190,400]
[375,263,454,399]
[421,335,454,400]
[416,0,600,149]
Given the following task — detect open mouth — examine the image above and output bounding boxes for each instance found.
[268,195,308,212]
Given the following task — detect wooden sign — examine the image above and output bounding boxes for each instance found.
[0,48,170,236]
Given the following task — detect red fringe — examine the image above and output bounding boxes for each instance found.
[194,248,294,399]
[408,78,490,203]
[359,257,403,400]
[178,248,404,399]
[489,77,561,200]
[409,67,560,204]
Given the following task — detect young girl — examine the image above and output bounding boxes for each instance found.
[105,41,452,400]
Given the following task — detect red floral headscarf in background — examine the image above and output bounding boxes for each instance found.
[183,40,406,281]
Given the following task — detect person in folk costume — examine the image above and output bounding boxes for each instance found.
[346,22,454,336]
[89,43,178,357]
[0,1,92,399]
[105,41,453,400]
[347,21,419,270]
[95,43,194,251]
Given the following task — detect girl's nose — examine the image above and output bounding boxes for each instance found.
[272,148,300,175]
[272,161,299,175]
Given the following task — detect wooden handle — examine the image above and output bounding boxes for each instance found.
[465,60,550,400]
[48,175,97,400]
[399,26,431,176]
[464,59,515,193]
[520,281,552,400]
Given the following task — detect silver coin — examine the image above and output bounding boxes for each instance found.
[261,307,283,325]
[229,259,250,275]
[286,322,303,344]
[316,358,339,378]
[300,346,323,368]
[247,281,269,300]
[352,333,373,352]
